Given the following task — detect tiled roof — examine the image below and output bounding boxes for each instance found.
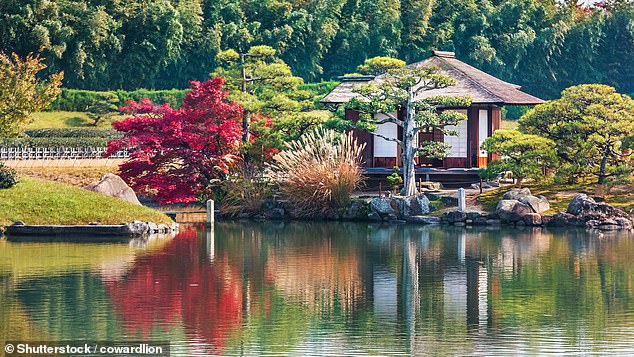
[322,51,544,105]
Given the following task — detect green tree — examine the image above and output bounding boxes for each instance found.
[519,84,634,184]
[481,130,557,187]
[357,56,405,75]
[0,52,63,137]
[345,66,471,196]
[214,45,326,150]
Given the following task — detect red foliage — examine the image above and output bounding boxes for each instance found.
[107,78,244,204]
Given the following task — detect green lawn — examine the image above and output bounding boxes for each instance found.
[0,177,171,226]
[477,180,634,214]
[28,111,127,129]
[501,119,519,130]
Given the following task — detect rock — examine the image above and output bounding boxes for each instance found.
[518,195,550,214]
[466,212,483,220]
[515,220,526,227]
[370,195,430,220]
[261,199,277,210]
[157,224,168,233]
[568,194,631,221]
[546,212,583,227]
[265,208,286,220]
[127,221,149,235]
[388,220,407,224]
[407,216,441,225]
[502,188,532,201]
[367,212,382,222]
[147,221,158,233]
[341,200,369,220]
[454,222,466,227]
[496,200,533,223]
[523,213,542,226]
[615,217,633,230]
[443,210,467,223]
[440,196,459,207]
[237,212,251,219]
[541,215,553,226]
[84,173,141,205]
[473,217,488,225]
[425,192,442,201]
[486,219,501,226]
[11,221,25,226]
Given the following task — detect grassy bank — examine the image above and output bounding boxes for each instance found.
[0,177,171,226]
[28,111,127,129]
[477,181,634,214]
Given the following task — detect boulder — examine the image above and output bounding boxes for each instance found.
[264,208,286,220]
[502,188,532,201]
[472,216,488,225]
[370,195,430,220]
[615,217,633,230]
[341,200,369,220]
[407,216,441,225]
[546,212,583,227]
[367,212,382,222]
[565,194,633,229]
[523,213,542,226]
[85,173,141,205]
[496,200,533,223]
[519,195,550,214]
[442,210,467,223]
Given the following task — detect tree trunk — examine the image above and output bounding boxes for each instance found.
[401,94,417,196]
[598,148,610,184]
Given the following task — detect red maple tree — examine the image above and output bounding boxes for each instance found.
[106,78,244,204]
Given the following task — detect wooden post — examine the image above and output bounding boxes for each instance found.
[206,199,214,226]
[379,182,382,197]
[458,188,466,212]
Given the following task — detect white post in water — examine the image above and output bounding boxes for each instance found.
[207,199,214,226]
[458,188,466,212]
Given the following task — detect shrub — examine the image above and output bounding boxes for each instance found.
[24,128,120,138]
[0,162,18,189]
[219,165,274,216]
[386,166,403,193]
[50,88,187,112]
[268,129,365,217]
[0,137,111,148]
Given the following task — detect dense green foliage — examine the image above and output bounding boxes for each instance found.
[25,128,119,138]
[481,130,557,187]
[0,162,18,189]
[1,0,631,98]
[519,84,634,184]
[1,128,120,148]
[0,52,62,137]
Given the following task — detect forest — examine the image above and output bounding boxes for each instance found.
[0,0,632,98]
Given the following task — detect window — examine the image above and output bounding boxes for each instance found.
[444,109,468,158]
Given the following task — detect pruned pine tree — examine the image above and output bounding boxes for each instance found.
[346,66,471,196]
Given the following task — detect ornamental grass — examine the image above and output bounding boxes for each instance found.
[268,129,365,217]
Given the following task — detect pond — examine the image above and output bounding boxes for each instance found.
[1,222,633,356]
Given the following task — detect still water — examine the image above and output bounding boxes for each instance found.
[1,222,634,356]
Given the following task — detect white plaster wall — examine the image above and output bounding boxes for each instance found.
[479,109,489,157]
[373,114,398,158]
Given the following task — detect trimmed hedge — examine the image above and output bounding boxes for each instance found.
[0,137,111,148]
[50,88,187,112]
[25,128,120,139]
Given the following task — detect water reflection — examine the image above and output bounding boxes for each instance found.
[0,223,633,356]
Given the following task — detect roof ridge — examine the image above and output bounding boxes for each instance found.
[435,56,503,103]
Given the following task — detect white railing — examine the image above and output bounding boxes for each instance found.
[0,146,129,160]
